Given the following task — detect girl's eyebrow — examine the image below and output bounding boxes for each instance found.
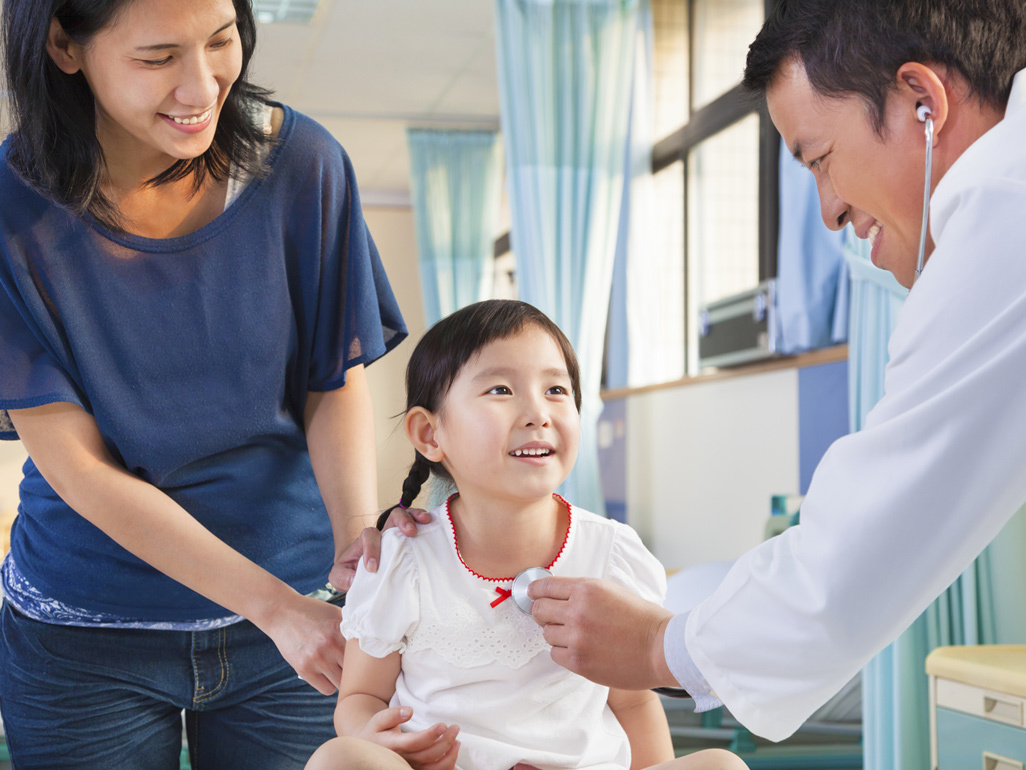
[472,366,569,382]
[134,17,237,51]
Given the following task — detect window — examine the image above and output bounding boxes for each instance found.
[649,0,778,378]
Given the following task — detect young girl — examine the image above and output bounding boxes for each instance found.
[307,300,747,770]
[0,0,405,766]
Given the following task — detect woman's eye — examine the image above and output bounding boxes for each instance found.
[211,36,233,49]
[141,56,172,66]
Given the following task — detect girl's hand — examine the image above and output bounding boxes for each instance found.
[330,508,433,591]
[360,705,460,770]
[261,593,346,695]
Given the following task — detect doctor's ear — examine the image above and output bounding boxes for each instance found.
[405,407,445,463]
[46,18,84,75]
[896,62,949,138]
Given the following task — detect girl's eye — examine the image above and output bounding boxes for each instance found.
[487,386,512,395]
[547,386,568,395]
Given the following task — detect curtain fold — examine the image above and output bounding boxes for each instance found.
[774,138,849,354]
[406,129,503,326]
[845,234,1026,770]
[494,0,641,514]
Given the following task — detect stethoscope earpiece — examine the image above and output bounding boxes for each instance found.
[916,104,932,123]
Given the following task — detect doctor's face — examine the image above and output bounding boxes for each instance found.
[767,57,930,287]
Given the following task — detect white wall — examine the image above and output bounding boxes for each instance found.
[625,368,801,571]
[0,440,27,516]
[362,207,428,512]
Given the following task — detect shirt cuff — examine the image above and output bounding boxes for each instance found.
[664,611,724,712]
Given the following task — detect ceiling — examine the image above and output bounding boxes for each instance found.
[250,0,502,207]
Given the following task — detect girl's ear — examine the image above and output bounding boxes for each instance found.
[405,407,444,463]
[46,17,84,75]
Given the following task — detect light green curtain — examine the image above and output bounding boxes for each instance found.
[406,129,503,326]
[845,234,1026,769]
[494,0,640,514]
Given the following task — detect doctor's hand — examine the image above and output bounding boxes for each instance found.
[330,507,433,591]
[528,576,680,691]
[361,706,461,770]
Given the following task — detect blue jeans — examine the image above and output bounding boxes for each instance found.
[0,600,339,769]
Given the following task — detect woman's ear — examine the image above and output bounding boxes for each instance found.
[896,61,950,140]
[46,17,84,75]
[405,407,444,463]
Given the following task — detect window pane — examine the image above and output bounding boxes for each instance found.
[692,0,764,111]
[652,0,689,141]
[686,113,760,373]
[630,159,685,385]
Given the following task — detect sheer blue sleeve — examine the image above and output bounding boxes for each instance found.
[0,271,86,440]
[306,142,406,391]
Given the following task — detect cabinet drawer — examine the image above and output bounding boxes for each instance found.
[937,678,1026,727]
[937,707,1026,769]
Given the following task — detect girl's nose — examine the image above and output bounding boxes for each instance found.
[522,397,551,428]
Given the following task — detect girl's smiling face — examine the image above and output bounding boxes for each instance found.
[421,325,580,507]
[49,0,242,175]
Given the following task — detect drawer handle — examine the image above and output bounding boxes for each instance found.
[984,694,1023,724]
[984,751,1024,770]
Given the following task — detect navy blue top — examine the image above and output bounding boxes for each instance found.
[0,105,407,622]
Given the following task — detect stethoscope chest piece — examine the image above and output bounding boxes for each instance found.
[510,567,552,614]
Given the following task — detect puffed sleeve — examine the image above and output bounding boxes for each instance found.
[0,278,86,440]
[606,523,667,606]
[340,529,421,658]
[305,140,406,391]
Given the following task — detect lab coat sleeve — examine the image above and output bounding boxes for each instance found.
[683,161,1026,740]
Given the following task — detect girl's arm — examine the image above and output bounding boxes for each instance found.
[607,688,675,770]
[8,402,346,695]
[303,364,381,588]
[337,638,461,769]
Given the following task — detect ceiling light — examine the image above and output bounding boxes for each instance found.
[252,0,320,24]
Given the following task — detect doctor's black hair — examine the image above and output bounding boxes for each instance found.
[1,0,272,231]
[742,0,1026,133]
[377,300,581,528]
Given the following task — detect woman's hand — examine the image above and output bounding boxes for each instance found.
[260,593,347,696]
[359,706,460,770]
[330,507,432,591]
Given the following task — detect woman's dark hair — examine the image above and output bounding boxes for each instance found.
[1,0,272,230]
[378,300,581,525]
[742,0,1026,133]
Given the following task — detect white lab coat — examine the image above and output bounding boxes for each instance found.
[684,68,1026,741]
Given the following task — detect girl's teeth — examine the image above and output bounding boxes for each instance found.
[868,222,881,246]
[172,110,210,125]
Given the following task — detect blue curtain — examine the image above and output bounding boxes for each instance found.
[845,235,1026,769]
[494,0,640,514]
[774,139,849,354]
[407,129,503,326]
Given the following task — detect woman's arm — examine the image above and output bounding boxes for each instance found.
[8,402,346,694]
[304,364,380,588]
[607,688,675,770]
[336,639,461,769]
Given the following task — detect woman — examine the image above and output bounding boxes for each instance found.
[0,0,406,766]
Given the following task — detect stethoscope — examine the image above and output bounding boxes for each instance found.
[510,567,552,613]
[914,103,935,286]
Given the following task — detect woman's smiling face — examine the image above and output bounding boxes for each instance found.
[53,0,242,173]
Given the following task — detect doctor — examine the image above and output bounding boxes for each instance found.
[518,0,1026,741]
